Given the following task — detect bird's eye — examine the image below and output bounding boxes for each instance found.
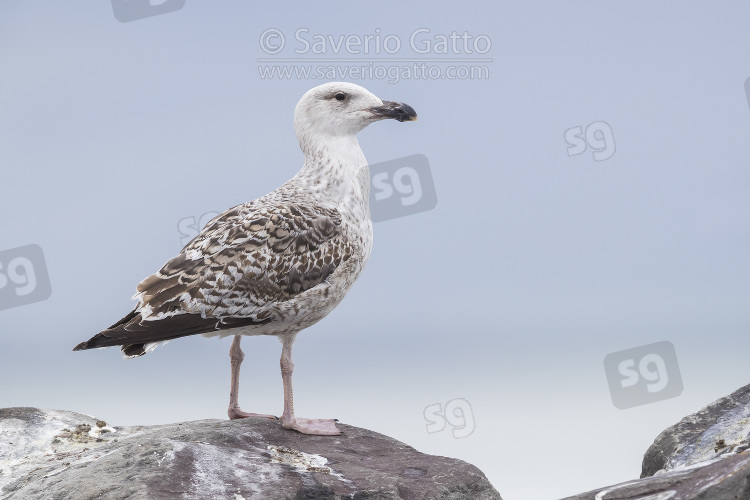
[334,93,346,101]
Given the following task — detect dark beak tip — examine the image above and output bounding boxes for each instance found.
[396,103,418,122]
[399,107,418,122]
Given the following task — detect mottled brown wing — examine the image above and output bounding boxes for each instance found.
[74,202,351,355]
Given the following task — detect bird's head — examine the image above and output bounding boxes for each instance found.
[294,82,417,145]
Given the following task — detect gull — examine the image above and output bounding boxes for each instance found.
[73,82,417,435]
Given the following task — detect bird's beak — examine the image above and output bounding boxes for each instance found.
[368,101,418,122]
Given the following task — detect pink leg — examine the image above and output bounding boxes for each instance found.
[279,334,340,435]
[228,335,278,421]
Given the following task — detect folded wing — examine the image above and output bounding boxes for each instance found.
[73,201,352,357]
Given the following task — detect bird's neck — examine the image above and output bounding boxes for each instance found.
[292,135,370,216]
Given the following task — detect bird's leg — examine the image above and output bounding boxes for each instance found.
[280,334,341,435]
[227,335,278,421]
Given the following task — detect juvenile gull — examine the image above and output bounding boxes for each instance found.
[73,82,417,435]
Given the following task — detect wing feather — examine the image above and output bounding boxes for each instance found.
[74,201,352,356]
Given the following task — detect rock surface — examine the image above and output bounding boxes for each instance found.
[562,383,750,500]
[0,407,501,500]
[561,452,750,500]
[641,383,750,478]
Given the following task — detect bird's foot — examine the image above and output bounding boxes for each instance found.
[228,407,279,421]
[282,417,341,435]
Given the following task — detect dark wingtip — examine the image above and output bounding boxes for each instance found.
[72,341,89,351]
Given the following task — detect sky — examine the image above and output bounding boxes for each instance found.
[1,2,750,499]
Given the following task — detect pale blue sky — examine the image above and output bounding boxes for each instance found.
[2,3,750,499]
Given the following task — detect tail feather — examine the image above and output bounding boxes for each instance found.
[73,309,271,357]
[121,340,170,359]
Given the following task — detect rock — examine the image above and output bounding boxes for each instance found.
[641,384,750,477]
[561,383,750,500]
[561,453,750,500]
[0,407,501,500]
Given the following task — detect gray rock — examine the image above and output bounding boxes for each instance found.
[641,384,750,478]
[561,453,750,500]
[561,383,750,500]
[0,408,501,500]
